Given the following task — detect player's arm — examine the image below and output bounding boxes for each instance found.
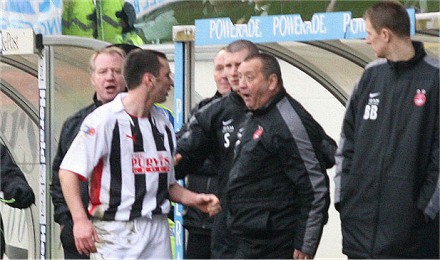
[168,182,221,216]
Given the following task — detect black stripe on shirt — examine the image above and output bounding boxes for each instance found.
[129,115,146,220]
[103,121,122,220]
[150,118,168,215]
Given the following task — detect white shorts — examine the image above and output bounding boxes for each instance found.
[90,215,172,259]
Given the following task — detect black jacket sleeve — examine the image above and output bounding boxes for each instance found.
[50,105,93,226]
[0,143,35,209]
[50,117,77,225]
[175,94,219,179]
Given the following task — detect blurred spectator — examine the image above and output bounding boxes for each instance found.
[95,0,124,42]
[62,0,95,37]
[51,46,126,259]
[114,2,145,45]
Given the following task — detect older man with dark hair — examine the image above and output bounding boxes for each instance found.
[226,53,334,259]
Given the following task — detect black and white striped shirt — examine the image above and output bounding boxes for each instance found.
[60,93,176,221]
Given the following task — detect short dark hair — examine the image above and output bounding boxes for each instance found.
[226,39,259,55]
[123,49,167,90]
[244,53,283,88]
[364,1,410,38]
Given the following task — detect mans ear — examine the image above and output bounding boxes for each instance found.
[268,74,278,91]
[142,73,154,88]
[381,28,391,42]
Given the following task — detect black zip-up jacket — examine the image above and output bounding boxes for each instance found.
[176,91,247,258]
[177,91,247,200]
[334,41,439,258]
[50,96,102,226]
[175,91,222,234]
[226,89,334,256]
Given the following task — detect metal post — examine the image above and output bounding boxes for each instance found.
[173,25,195,260]
[37,43,53,260]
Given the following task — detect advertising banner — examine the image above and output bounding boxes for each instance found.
[195,9,416,46]
[0,0,62,35]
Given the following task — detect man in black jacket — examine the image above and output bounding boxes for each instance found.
[0,143,35,258]
[176,39,259,258]
[175,48,230,259]
[334,1,439,258]
[50,46,126,259]
[227,53,333,259]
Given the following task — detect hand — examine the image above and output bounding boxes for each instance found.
[174,153,183,166]
[194,193,221,216]
[293,249,313,259]
[3,183,35,209]
[73,218,100,256]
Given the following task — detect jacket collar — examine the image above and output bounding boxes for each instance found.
[92,92,103,107]
[387,41,426,70]
[251,88,287,116]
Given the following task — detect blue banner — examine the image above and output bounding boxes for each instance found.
[0,0,62,35]
[173,41,185,260]
[195,9,415,46]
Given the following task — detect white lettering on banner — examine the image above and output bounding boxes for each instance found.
[273,14,326,36]
[348,18,365,34]
[175,98,182,130]
[209,19,262,39]
[342,13,365,34]
[0,0,62,35]
[39,89,46,164]
[175,220,182,245]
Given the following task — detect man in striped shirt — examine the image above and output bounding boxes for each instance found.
[59,49,220,259]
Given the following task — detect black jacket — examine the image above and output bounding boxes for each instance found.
[0,143,35,209]
[176,91,247,201]
[50,96,102,226]
[0,143,35,257]
[335,41,439,258]
[226,89,334,256]
[175,91,222,234]
[176,91,247,258]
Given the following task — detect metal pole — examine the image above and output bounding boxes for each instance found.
[173,25,195,260]
[37,43,53,260]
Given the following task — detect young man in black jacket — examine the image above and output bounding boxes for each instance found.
[335,1,439,258]
[175,48,231,259]
[50,46,126,259]
[176,39,259,258]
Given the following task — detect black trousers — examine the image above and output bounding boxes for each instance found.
[234,231,295,259]
[211,210,238,259]
[186,232,212,259]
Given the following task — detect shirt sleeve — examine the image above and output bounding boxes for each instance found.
[60,112,108,180]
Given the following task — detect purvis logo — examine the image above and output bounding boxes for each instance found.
[132,152,171,174]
